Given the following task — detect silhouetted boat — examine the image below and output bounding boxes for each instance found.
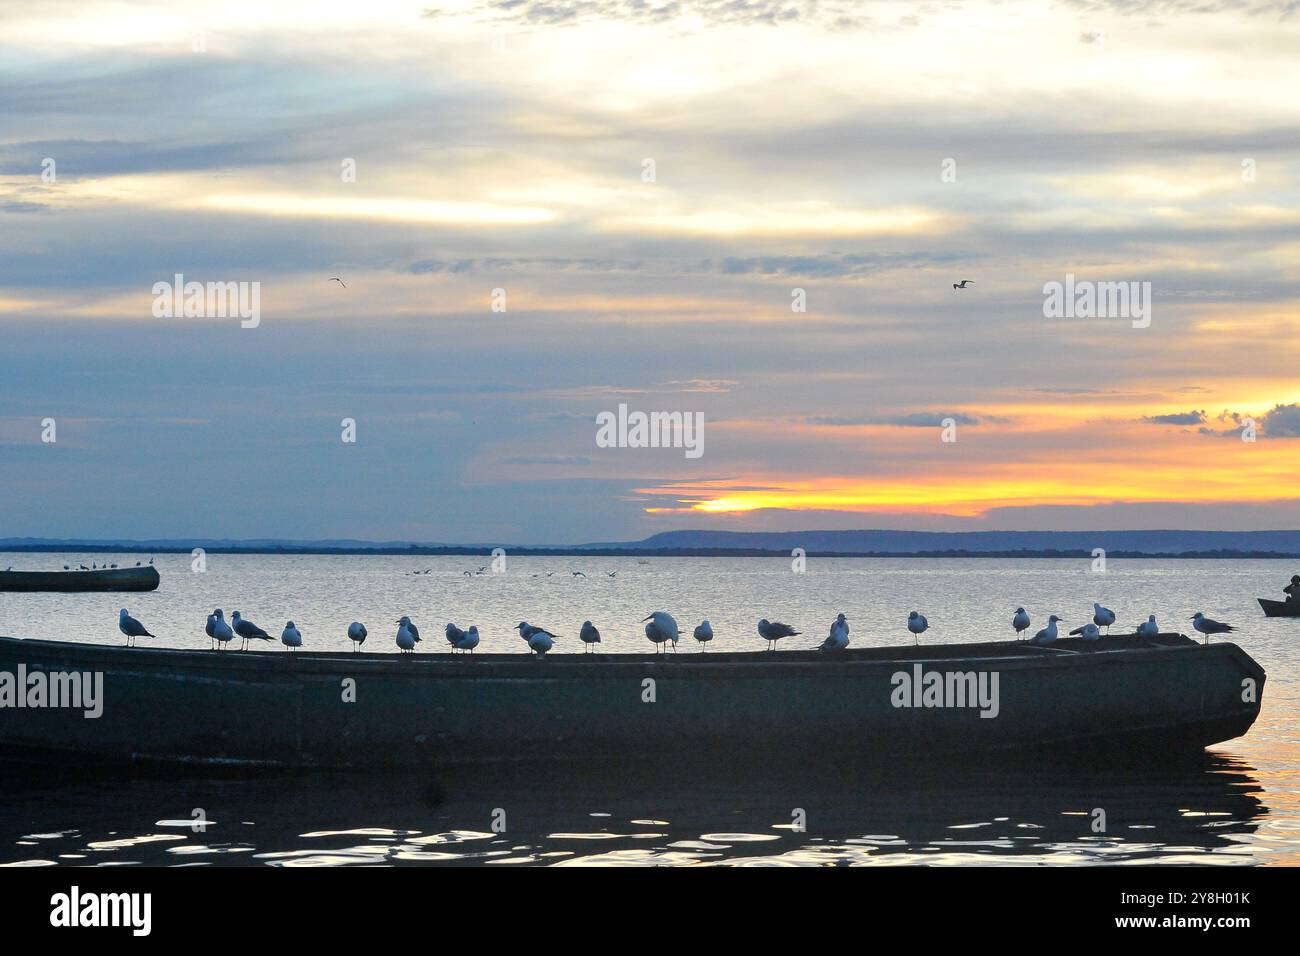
[1257,598,1300,617]
[0,566,159,592]
[0,633,1264,769]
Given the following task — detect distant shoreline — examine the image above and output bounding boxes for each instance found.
[1,545,1298,559]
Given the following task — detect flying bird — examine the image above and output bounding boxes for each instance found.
[693,619,713,651]
[231,611,272,651]
[329,276,347,288]
[953,279,974,289]
[819,613,849,652]
[757,618,799,651]
[348,621,368,651]
[572,571,587,578]
[281,621,302,650]
[579,620,601,653]
[1012,607,1031,641]
[118,608,154,647]
[1191,612,1235,644]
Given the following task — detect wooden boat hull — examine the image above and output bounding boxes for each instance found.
[0,566,159,592]
[0,634,1265,769]
[1257,598,1300,617]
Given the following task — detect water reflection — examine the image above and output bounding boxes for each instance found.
[0,751,1276,866]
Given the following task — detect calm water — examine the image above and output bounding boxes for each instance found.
[1,552,1297,866]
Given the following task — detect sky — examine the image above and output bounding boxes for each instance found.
[1,0,1298,544]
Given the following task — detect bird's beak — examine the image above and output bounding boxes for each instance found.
[640,615,652,622]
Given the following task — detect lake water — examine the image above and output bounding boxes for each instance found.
[1,552,1297,866]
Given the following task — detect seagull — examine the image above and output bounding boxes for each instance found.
[1070,622,1101,641]
[1191,612,1235,644]
[231,611,272,651]
[757,618,799,651]
[641,612,679,653]
[819,613,849,652]
[205,610,217,650]
[281,621,302,651]
[572,571,586,578]
[1012,607,1031,641]
[396,616,418,653]
[445,622,468,652]
[454,625,480,653]
[348,621,368,652]
[527,630,554,657]
[329,276,347,288]
[953,279,974,289]
[1030,615,1063,646]
[693,619,713,651]
[580,620,601,653]
[118,608,154,647]
[607,571,617,578]
[1135,615,1159,638]
[212,609,235,650]
[516,621,556,644]
[63,565,70,570]
[907,611,928,645]
[1092,603,1116,634]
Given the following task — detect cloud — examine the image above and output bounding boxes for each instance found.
[808,412,986,427]
[1262,403,1300,437]
[1142,410,1206,425]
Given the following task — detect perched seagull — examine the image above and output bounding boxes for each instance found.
[1135,615,1159,639]
[693,619,713,651]
[63,565,70,570]
[396,616,418,653]
[1012,607,1031,641]
[1030,615,1063,646]
[1070,622,1101,641]
[212,609,234,651]
[456,625,480,653]
[1191,612,1236,644]
[641,611,680,653]
[907,611,929,645]
[118,608,154,648]
[445,622,468,652]
[348,621,368,652]
[516,621,556,644]
[953,279,974,289]
[579,620,601,653]
[1092,603,1116,634]
[231,611,272,651]
[329,276,347,288]
[757,618,799,651]
[281,621,302,651]
[205,610,217,650]
[819,613,850,652]
[527,630,554,657]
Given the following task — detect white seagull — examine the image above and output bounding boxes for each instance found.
[757,618,799,651]
[819,613,849,652]
[579,620,601,654]
[281,621,302,650]
[445,623,468,652]
[212,609,234,651]
[907,611,928,645]
[231,611,272,651]
[1135,615,1159,638]
[1191,612,1236,644]
[1070,622,1101,641]
[693,619,713,651]
[348,621,368,652]
[396,616,418,653]
[1012,607,1031,641]
[205,610,217,650]
[641,612,679,653]
[953,279,974,289]
[527,630,554,657]
[118,608,154,647]
[516,621,556,645]
[1092,603,1116,634]
[456,625,480,653]
[1030,615,1063,646]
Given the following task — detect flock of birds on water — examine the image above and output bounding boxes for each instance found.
[112,602,1239,655]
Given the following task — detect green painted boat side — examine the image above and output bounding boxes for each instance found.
[0,566,160,592]
[0,634,1265,768]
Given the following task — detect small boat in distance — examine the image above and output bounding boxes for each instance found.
[0,565,159,593]
[1257,598,1300,618]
